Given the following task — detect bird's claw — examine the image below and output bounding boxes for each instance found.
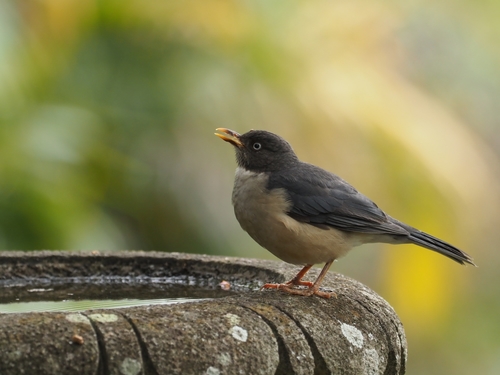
[261,282,336,299]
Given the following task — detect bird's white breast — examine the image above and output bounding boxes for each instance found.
[232,167,355,265]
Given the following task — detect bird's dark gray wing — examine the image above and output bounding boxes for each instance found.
[267,163,407,236]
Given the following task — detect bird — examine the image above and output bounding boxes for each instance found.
[215,128,475,298]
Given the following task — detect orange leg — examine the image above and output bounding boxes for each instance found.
[261,261,336,298]
[262,264,314,290]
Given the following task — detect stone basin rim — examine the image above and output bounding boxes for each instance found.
[0,251,408,374]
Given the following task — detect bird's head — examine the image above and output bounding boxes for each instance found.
[215,128,298,172]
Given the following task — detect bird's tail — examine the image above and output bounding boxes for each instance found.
[406,228,476,266]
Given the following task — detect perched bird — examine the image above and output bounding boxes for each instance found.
[215,128,475,298]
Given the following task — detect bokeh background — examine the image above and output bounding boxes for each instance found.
[1,0,500,373]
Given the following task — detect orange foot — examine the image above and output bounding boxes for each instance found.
[261,282,336,299]
[262,279,313,289]
[260,261,337,299]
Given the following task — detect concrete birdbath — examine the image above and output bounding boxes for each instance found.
[0,251,406,374]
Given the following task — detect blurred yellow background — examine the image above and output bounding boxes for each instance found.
[1,1,500,373]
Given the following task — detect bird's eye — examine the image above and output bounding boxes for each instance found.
[252,142,262,150]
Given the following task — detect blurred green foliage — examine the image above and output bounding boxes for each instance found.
[1,1,500,374]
